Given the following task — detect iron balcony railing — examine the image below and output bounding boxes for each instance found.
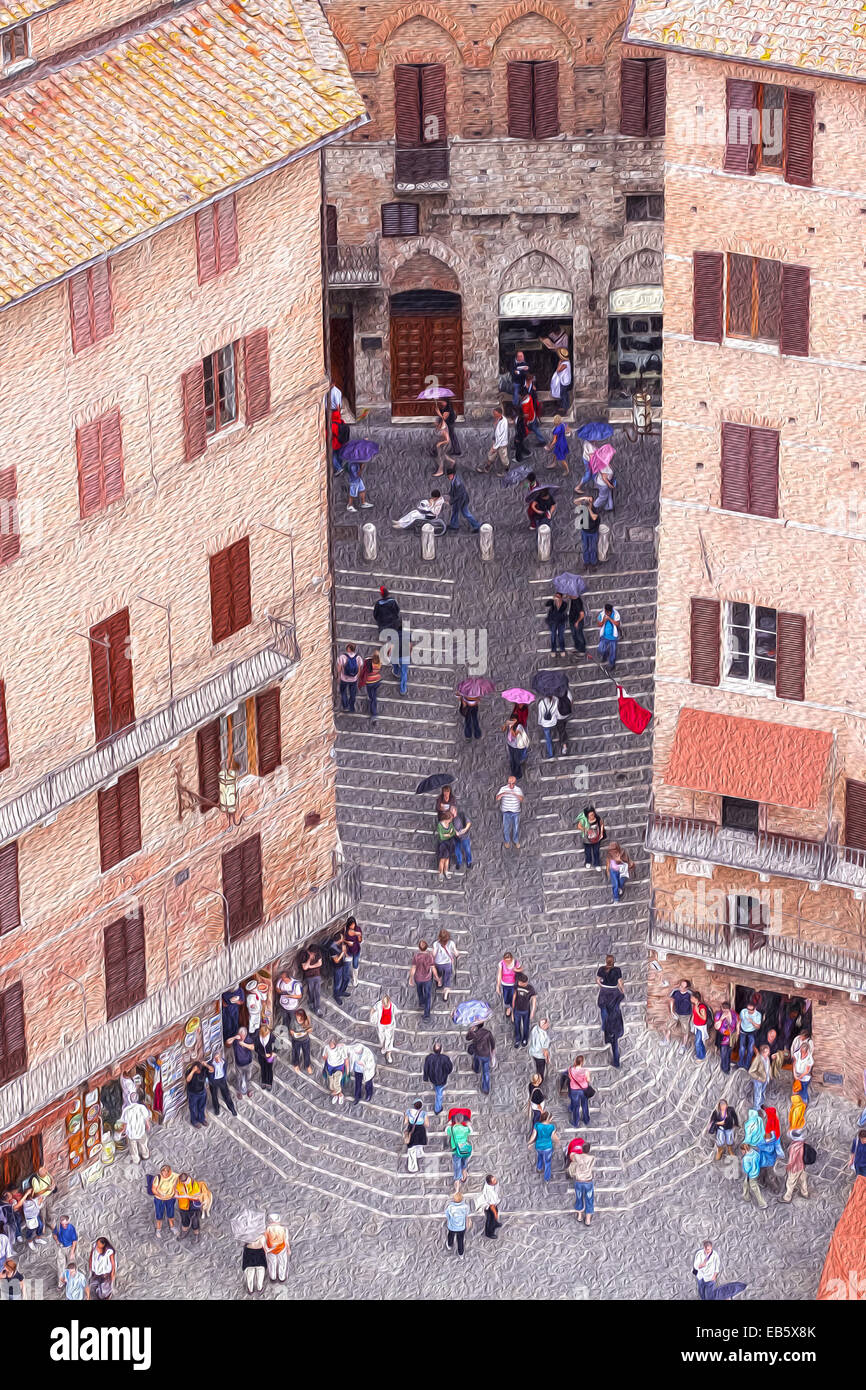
[645,810,830,883]
[0,614,300,849]
[648,903,866,996]
[394,145,450,190]
[825,842,866,892]
[0,862,360,1136]
[326,240,381,287]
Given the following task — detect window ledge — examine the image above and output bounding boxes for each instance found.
[722,336,780,357]
[720,680,776,700]
[2,58,35,78]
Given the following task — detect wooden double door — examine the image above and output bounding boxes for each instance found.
[390,290,463,416]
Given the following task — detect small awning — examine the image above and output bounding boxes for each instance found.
[664,709,833,811]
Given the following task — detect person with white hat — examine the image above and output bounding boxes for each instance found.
[264,1214,290,1283]
[782,1129,810,1203]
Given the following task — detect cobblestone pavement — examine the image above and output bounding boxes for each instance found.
[35,423,859,1301]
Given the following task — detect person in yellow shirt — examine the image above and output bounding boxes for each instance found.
[151,1166,178,1239]
[176,1172,203,1241]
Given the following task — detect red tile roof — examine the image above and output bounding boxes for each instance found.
[664,708,833,809]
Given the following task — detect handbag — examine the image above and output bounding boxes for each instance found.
[585,1084,597,1099]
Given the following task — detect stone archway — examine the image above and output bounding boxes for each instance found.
[596,228,664,297]
[500,250,572,297]
[610,248,664,292]
[391,252,461,296]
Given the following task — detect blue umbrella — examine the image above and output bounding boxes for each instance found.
[576,422,614,443]
[451,1000,492,1027]
[552,572,587,598]
[499,464,534,489]
[339,440,380,463]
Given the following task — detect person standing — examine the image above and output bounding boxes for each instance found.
[1,1257,24,1299]
[30,1164,57,1232]
[185,1060,210,1129]
[433,929,459,1000]
[513,398,529,461]
[404,1100,428,1173]
[423,1041,453,1115]
[335,643,361,712]
[511,349,530,406]
[432,403,456,476]
[554,688,572,756]
[120,1090,152,1162]
[370,994,397,1063]
[791,1032,814,1104]
[344,916,364,986]
[323,1038,348,1106]
[446,465,481,534]
[329,931,352,1004]
[362,650,382,723]
[550,351,572,416]
[741,1144,767,1208]
[605,841,634,903]
[669,979,694,1051]
[87,1237,116,1300]
[690,991,711,1061]
[228,1025,256,1097]
[520,382,547,447]
[349,1042,376,1107]
[496,775,525,850]
[300,942,324,1017]
[466,1020,495,1095]
[693,1241,720,1300]
[528,1074,546,1136]
[264,1215,290,1284]
[459,691,481,741]
[254,1021,277,1091]
[444,1191,470,1257]
[749,1043,773,1111]
[409,939,441,1020]
[275,967,304,1030]
[544,415,570,474]
[151,1166,178,1239]
[713,1002,739,1074]
[576,493,601,567]
[53,1216,78,1290]
[483,406,510,473]
[241,1235,267,1294]
[222,986,243,1044]
[496,951,521,1019]
[289,1009,313,1075]
[545,592,569,657]
[568,594,586,658]
[568,1054,593,1127]
[479,1175,502,1240]
[206,1048,237,1115]
[568,1138,595,1225]
[577,806,605,869]
[512,973,537,1049]
[737,996,762,1070]
[849,1127,866,1178]
[435,808,457,881]
[529,1017,551,1081]
[596,603,621,669]
[451,807,473,875]
[782,1129,809,1203]
[528,1110,559,1183]
[596,961,625,1070]
[537,693,560,761]
[707,1099,739,1158]
[503,716,530,779]
[446,1113,474,1185]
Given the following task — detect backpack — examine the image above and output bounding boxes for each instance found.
[452,1127,472,1158]
[803,1143,817,1167]
[344,653,359,678]
[557,694,572,718]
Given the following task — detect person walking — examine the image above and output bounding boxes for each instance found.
[435,807,458,880]
[370,994,397,1063]
[577,806,605,869]
[707,1099,739,1158]
[120,1090,151,1163]
[423,1041,453,1115]
[478,1176,502,1240]
[87,1237,116,1300]
[597,965,625,1070]
[374,587,410,694]
[404,1100,428,1173]
[496,775,525,850]
[513,398,529,462]
[690,990,712,1061]
[335,643,361,712]
[528,1110,559,1183]
[483,406,510,474]
[349,1042,376,1107]
[553,687,572,756]
[782,1129,809,1203]
[446,1113,474,1185]
[184,1060,210,1129]
[444,1191,470,1257]
[605,841,634,903]
[550,351,572,416]
[206,1048,237,1116]
[568,1138,595,1225]
[63,1261,87,1301]
[151,1166,178,1239]
[496,951,521,1019]
[567,1055,593,1128]
[849,1127,866,1178]
[528,1074,546,1136]
[373,584,401,637]
[791,1032,814,1104]
[409,939,441,1020]
[693,1241,720,1300]
[53,1216,78,1291]
[713,1002,739,1074]
[596,603,621,669]
[451,807,473,875]
[503,716,530,779]
[567,595,586,659]
[322,1038,348,1106]
[529,1017,551,1081]
[466,1020,495,1095]
[536,696,560,765]
[254,1022,277,1091]
[241,1235,267,1294]
[345,455,373,511]
[576,493,601,567]
[737,996,762,1070]
[264,1215,290,1284]
[512,972,537,1049]
[228,1025,256,1098]
[741,1144,768,1208]
[520,383,547,447]
[289,1009,313,1075]
[446,465,481,533]
[361,650,382,723]
[433,929,459,1000]
[544,415,570,474]
[440,397,461,457]
[669,979,694,1051]
[329,931,352,1004]
[300,942,323,1016]
[749,1043,773,1111]
[344,916,364,986]
[459,691,481,741]
[432,404,456,476]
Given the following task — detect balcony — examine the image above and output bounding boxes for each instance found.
[0,614,300,849]
[394,145,450,192]
[825,842,866,893]
[326,240,380,287]
[649,903,866,997]
[0,862,360,1135]
[646,811,828,883]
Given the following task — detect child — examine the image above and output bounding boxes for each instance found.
[545,415,570,474]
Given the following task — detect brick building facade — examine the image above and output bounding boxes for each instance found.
[625,0,866,1100]
[0,0,364,1189]
[321,0,665,421]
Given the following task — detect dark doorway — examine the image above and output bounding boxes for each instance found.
[390,289,463,417]
[329,309,355,415]
[725,893,769,950]
[733,984,811,1047]
[722,796,759,832]
[1,1134,41,1191]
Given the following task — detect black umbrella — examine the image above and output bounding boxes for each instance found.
[526,484,560,501]
[415,773,458,794]
[533,669,569,697]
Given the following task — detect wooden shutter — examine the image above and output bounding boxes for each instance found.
[255,687,282,776]
[100,409,124,506]
[690,598,721,686]
[222,835,263,941]
[619,58,648,136]
[507,61,533,140]
[784,88,815,186]
[779,264,810,357]
[197,720,221,810]
[209,547,233,644]
[394,64,421,146]
[182,361,208,461]
[381,203,402,236]
[125,908,147,1011]
[720,421,751,513]
[90,262,113,341]
[0,468,20,567]
[98,769,141,872]
[221,843,245,939]
[775,610,806,701]
[532,60,560,139]
[0,982,26,1084]
[646,57,666,136]
[195,205,219,283]
[243,328,271,425]
[692,252,724,343]
[216,195,239,272]
[0,680,8,771]
[104,910,146,1020]
[69,270,92,353]
[748,427,780,518]
[844,779,866,852]
[727,252,754,336]
[0,842,20,935]
[399,203,419,235]
[724,79,758,173]
[420,62,446,144]
[229,536,252,633]
[90,609,134,742]
[77,410,124,519]
[325,204,338,248]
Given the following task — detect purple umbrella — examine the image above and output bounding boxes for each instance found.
[577,422,614,443]
[339,440,380,463]
[452,1000,491,1027]
[417,385,454,399]
[457,677,496,699]
[500,464,535,489]
[552,572,586,598]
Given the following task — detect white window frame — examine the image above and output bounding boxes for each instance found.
[1,23,32,74]
[721,600,777,696]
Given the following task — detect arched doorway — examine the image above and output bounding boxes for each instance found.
[389,287,464,417]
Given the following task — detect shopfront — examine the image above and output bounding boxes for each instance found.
[608,284,663,403]
[498,288,574,401]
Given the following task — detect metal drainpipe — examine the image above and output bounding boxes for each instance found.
[58,968,91,1074]
[319,145,340,762]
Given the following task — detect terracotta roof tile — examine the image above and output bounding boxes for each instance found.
[625,0,866,82]
[0,0,366,306]
[664,707,833,809]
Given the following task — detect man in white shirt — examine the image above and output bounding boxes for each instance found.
[349,1042,376,1105]
[693,1241,721,1299]
[120,1092,151,1163]
[496,776,525,850]
[483,406,510,474]
[276,972,303,1028]
[528,1017,551,1081]
[550,354,572,415]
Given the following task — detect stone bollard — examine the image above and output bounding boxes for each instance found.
[421,522,435,560]
[537,523,551,561]
[361,522,377,561]
[479,522,494,561]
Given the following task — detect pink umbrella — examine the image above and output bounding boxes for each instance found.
[417,385,454,399]
[500,687,535,704]
[589,443,616,474]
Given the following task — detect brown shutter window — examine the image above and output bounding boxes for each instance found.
[0,981,26,1084]
[747,426,780,518]
[255,687,282,776]
[690,598,721,686]
[381,203,419,236]
[243,329,271,425]
[197,720,221,811]
[68,271,93,353]
[68,263,113,353]
[104,909,146,1020]
[195,205,219,283]
[0,679,8,771]
[720,421,751,513]
[210,537,251,644]
[507,61,533,140]
[724,79,758,173]
[692,252,724,343]
[0,468,21,568]
[646,57,666,136]
[844,779,866,852]
[98,768,141,872]
[0,841,20,936]
[89,608,134,742]
[532,60,560,139]
[221,833,263,941]
[619,58,648,136]
[182,361,208,461]
[90,262,113,341]
[77,409,124,519]
[775,610,807,701]
[420,62,446,145]
[215,194,239,273]
[784,88,815,187]
[780,264,810,357]
[394,64,422,146]
[325,204,338,248]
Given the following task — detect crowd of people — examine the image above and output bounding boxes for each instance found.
[0,1169,117,1300]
